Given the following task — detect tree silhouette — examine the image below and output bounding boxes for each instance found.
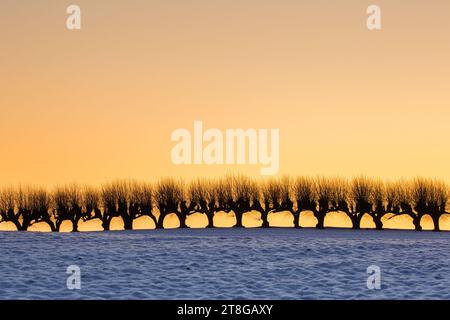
[1,175,449,232]
[412,178,448,231]
[0,187,22,231]
[314,177,333,229]
[370,179,386,230]
[350,176,372,229]
[53,184,83,231]
[189,179,215,227]
[83,186,102,223]
[129,181,157,228]
[230,175,256,228]
[292,177,316,228]
[29,188,55,231]
[155,178,184,228]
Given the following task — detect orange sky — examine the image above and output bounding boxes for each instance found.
[0,0,449,186]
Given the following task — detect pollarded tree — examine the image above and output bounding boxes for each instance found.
[67,184,83,231]
[53,186,71,231]
[260,177,293,227]
[29,188,55,231]
[292,177,316,228]
[433,180,449,231]
[102,180,139,230]
[390,180,419,230]
[113,181,132,230]
[128,181,157,228]
[370,179,387,230]
[188,179,215,227]
[102,180,136,230]
[0,187,22,231]
[82,186,103,228]
[211,178,234,225]
[412,178,448,231]
[350,176,374,229]
[386,181,400,214]
[329,178,351,226]
[276,176,294,214]
[16,186,33,231]
[411,178,429,231]
[426,179,448,231]
[101,182,121,231]
[231,175,256,228]
[260,179,279,227]
[314,177,333,229]
[155,178,184,228]
[248,180,265,226]
[53,184,83,231]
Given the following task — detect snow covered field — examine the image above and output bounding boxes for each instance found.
[0,228,449,299]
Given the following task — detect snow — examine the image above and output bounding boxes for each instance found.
[1,228,450,299]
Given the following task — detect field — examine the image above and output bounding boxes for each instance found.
[1,228,449,299]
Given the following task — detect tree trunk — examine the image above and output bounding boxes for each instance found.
[55,219,63,232]
[122,216,133,230]
[373,215,383,230]
[351,215,361,230]
[20,217,31,231]
[102,216,112,231]
[72,217,82,232]
[178,214,187,228]
[235,211,244,228]
[206,212,215,228]
[260,211,269,228]
[432,214,440,232]
[44,219,56,232]
[292,213,300,228]
[315,212,325,229]
[11,219,22,232]
[413,214,422,231]
[156,214,165,229]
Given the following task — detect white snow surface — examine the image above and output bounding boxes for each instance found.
[0,228,449,299]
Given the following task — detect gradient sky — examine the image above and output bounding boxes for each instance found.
[1,0,449,186]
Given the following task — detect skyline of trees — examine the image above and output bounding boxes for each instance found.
[0,175,448,232]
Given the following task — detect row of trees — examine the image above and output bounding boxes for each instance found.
[0,176,448,232]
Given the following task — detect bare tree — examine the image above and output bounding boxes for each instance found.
[314,177,333,229]
[1,175,448,233]
[16,186,33,231]
[370,179,386,230]
[231,175,256,228]
[52,184,83,231]
[155,178,184,228]
[292,177,316,228]
[101,182,120,230]
[129,181,157,228]
[82,186,102,223]
[411,178,448,231]
[350,176,373,229]
[53,186,71,231]
[0,187,22,231]
[188,178,215,227]
[212,178,233,213]
[29,188,55,231]
[260,177,293,227]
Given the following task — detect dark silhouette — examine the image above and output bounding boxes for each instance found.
[155,178,184,228]
[0,175,449,232]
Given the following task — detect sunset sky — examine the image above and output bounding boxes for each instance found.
[1,0,449,186]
